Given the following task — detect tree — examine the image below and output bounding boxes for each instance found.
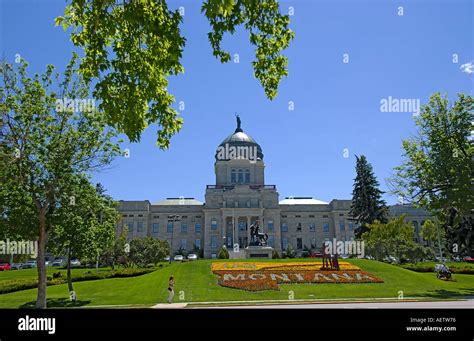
[0,57,121,308]
[362,216,429,263]
[48,178,119,300]
[129,237,169,267]
[391,93,473,256]
[349,155,389,239]
[56,0,294,147]
[420,219,445,259]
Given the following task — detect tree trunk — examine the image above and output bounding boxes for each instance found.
[67,247,75,301]
[35,216,47,309]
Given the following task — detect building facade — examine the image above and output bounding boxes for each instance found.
[117,119,431,258]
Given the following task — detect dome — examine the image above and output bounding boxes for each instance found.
[215,115,264,161]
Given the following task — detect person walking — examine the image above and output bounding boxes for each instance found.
[167,276,174,304]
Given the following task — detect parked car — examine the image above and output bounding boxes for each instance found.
[22,260,37,269]
[52,258,66,267]
[10,263,23,270]
[0,263,11,271]
[70,259,81,267]
[164,256,171,262]
[435,256,448,262]
[383,256,398,263]
[173,255,184,262]
[464,256,474,263]
[187,254,198,261]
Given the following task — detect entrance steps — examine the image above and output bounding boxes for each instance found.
[228,250,246,259]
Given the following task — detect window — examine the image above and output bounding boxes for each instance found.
[309,215,315,218]
[348,222,354,231]
[268,235,275,248]
[180,239,187,250]
[339,221,345,231]
[181,223,188,233]
[282,238,289,250]
[245,169,250,183]
[137,222,143,232]
[281,222,288,232]
[238,169,243,183]
[323,223,329,232]
[211,236,218,249]
[211,219,218,230]
[152,223,159,233]
[268,220,274,231]
[231,169,236,183]
[297,238,303,250]
[323,215,328,218]
[195,239,201,249]
[296,222,302,232]
[195,223,201,233]
[153,215,159,219]
[128,222,134,233]
[311,238,317,248]
[129,214,134,217]
[309,223,316,232]
[138,214,143,217]
[239,221,245,231]
[167,222,173,233]
[227,236,232,247]
[295,215,301,218]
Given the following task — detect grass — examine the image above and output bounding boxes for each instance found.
[0,267,111,282]
[0,259,473,308]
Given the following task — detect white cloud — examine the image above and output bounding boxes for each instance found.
[460,61,474,74]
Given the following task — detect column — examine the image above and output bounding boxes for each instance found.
[247,216,251,247]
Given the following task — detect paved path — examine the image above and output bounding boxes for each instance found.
[192,300,474,309]
[152,303,188,309]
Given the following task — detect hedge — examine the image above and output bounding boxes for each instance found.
[0,268,156,295]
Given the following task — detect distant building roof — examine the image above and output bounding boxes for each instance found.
[279,197,329,205]
[153,198,203,206]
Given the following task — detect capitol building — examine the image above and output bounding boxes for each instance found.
[117,118,430,258]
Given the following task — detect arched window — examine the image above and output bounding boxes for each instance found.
[231,169,236,183]
[238,169,243,183]
[245,169,250,183]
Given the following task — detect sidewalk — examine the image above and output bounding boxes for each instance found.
[152,303,188,309]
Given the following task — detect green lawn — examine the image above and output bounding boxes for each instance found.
[0,259,473,308]
[0,267,110,282]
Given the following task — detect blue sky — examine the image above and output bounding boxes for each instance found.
[1,0,472,204]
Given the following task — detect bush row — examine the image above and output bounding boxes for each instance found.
[0,267,156,295]
[400,263,474,274]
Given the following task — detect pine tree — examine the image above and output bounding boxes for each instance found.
[349,155,389,239]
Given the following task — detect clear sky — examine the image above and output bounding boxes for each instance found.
[1,0,472,204]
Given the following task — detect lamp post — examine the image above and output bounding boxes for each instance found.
[168,215,180,264]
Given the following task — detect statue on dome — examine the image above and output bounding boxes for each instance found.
[235,113,242,132]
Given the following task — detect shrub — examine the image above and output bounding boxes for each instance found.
[218,246,229,259]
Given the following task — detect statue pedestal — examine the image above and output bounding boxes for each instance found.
[244,246,273,259]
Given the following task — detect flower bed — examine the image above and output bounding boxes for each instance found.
[212,262,383,291]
